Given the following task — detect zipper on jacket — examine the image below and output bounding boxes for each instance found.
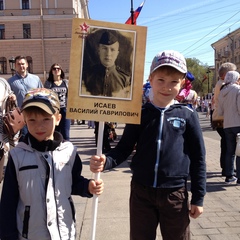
[51,155,62,239]
[153,109,165,187]
[68,197,76,222]
[22,206,30,238]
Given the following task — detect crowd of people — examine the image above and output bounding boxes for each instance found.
[0,49,240,239]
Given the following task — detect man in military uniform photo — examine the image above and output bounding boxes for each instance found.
[81,30,132,99]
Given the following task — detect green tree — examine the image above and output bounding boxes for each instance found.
[186,58,213,97]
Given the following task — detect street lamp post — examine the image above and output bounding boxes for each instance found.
[130,0,134,24]
[9,56,15,76]
[206,68,211,94]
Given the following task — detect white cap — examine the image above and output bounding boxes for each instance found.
[150,50,187,74]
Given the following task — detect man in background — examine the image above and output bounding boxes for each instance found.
[8,56,43,139]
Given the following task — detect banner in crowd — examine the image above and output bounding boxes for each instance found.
[67,18,147,124]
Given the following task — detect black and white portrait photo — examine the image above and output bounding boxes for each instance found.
[67,19,147,124]
[80,27,136,100]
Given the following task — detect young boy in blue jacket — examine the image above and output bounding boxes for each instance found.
[0,88,104,240]
[90,50,206,240]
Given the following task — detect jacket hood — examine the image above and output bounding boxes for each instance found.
[224,71,239,84]
[220,83,239,98]
[20,131,64,152]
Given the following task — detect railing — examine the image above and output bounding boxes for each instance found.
[0,36,71,40]
[0,8,77,16]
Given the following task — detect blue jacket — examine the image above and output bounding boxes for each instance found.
[104,102,206,206]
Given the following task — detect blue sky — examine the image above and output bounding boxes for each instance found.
[88,0,240,81]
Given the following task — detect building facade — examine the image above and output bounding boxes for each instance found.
[0,0,89,81]
[211,28,240,84]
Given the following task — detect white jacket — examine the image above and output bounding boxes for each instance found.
[218,83,240,128]
[9,141,82,240]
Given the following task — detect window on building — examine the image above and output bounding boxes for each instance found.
[26,56,33,73]
[0,0,3,10]
[0,24,5,39]
[23,24,31,39]
[0,57,7,74]
[22,0,30,9]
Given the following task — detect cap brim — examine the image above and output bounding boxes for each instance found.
[151,63,187,74]
[21,102,55,115]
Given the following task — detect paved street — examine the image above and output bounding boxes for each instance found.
[1,112,240,239]
[72,112,240,240]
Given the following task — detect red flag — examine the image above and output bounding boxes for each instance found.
[125,1,145,25]
[202,75,207,83]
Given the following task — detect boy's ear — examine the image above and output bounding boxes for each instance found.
[55,113,62,126]
[181,79,185,87]
[148,75,152,86]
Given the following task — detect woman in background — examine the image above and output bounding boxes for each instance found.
[44,63,71,140]
[218,70,240,184]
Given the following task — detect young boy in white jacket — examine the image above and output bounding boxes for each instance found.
[0,88,104,240]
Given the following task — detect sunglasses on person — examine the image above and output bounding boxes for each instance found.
[52,67,61,71]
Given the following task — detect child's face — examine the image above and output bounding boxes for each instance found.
[149,68,185,107]
[23,111,61,141]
